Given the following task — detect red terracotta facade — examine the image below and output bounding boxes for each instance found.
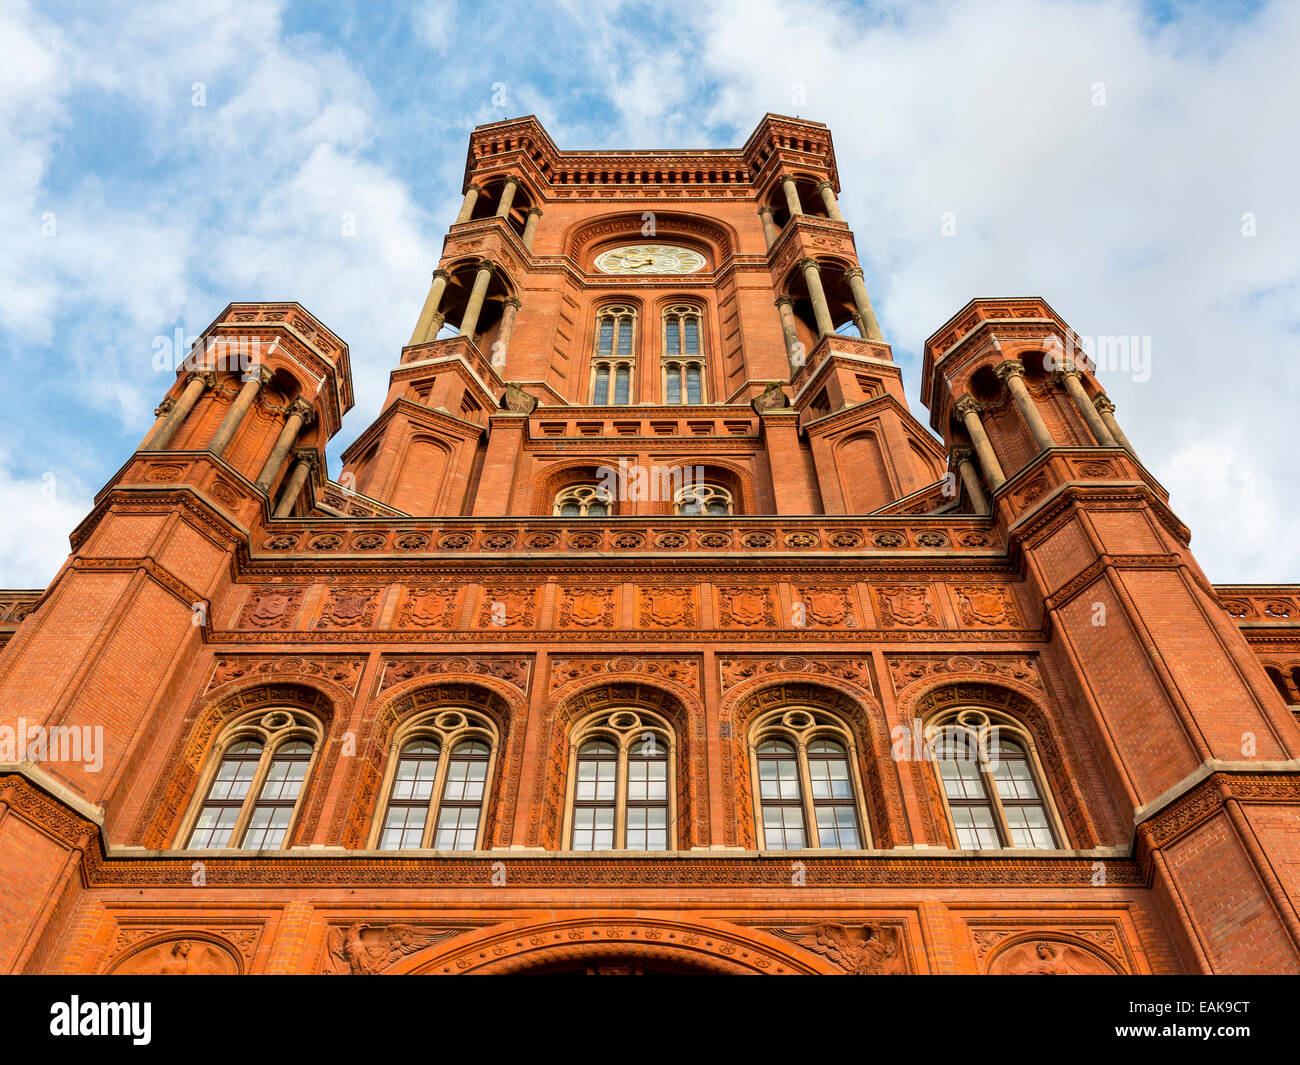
[0,114,1297,976]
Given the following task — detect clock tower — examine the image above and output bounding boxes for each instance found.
[0,114,1297,977]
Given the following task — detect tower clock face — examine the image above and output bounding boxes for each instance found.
[593,244,706,275]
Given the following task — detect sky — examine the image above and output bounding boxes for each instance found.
[1,0,1297,587]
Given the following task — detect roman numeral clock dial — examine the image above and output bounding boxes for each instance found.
[593,244,706,274]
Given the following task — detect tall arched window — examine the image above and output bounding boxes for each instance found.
[662,305,705,404]
[928,707,1063,850]
[591,304,636,404]
[373,708,498,851]
[553,484,612,517]
[749,708,868,850]
[674,483,733,516]
[185,709,322,850]
[565,708,675,851]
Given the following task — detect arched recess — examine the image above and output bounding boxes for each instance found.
[533,678,706,850]
[394,916,830,975]
[984,931,1130,975]
[656,457,757,516]
[106,931,245,975]
[532,459,629,516]
[565,210,737,269]
[136,679,343,850]
[834,431,895,514]
[389,436,452,516]
[894,677,1102,850]
[719,675,905,849]
[337,678,524,850]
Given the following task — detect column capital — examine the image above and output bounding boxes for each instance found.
[526,206,542,218]
[844,265,865,281]
[780,173,798,186]
[292,448,319,470]
[465,182,482,194]
[153,397,176,418]
[1050,366,1083,383]
[474,259,498,276]
[1093,394,1117,414]
[813,179,834,192]
[994,360,1026,381]
[245,363,274,386]
[757,205,774,217]
[432,267,451,282]
[288,397,316,424]
[797,256,821,272]
[186,369,217,389]
[774,295,795,309]
[949,444,975,465]
[500,173,520,188]
[502,296,522,311]
[954,395,983,418]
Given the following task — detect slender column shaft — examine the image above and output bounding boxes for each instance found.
[459,265,494,338]
[521,208,542,250]
[495,177,519,219]
[454,184,480,224]
[1060,370,1117,445]
[952,447,990,514]
[495,298,521,363]
[800,258,834,338]
[255,400,313,492]
[209,367,269,457]
[845,268,884,342]
[1094,395,1138,458]
[781,175,803,217]
[142,372,209,450]
[998,363,1056,452]
[816,181,844,222]
[955,397,1006,489]
[775,297,802,364]
[758,207,779,250]
[273,454,315,518]
[410,270,450,345]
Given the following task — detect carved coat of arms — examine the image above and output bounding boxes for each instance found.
[641,587,694,627]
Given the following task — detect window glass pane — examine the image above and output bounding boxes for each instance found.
[951,805,1000,850]
[616,317,633,356]
[587,501,608,517]
[597,317,614,356]
[1004,805,1055,849]
[593,366,609,405]
[665,316,681,355]
[683,316,700,355]
[613,365,630,404]
[666,367,681,404]
[685,365,702,404]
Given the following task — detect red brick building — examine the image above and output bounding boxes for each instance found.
[1,114,1297,976]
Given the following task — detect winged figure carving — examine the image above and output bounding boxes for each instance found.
[326,922,456,975]
[779,922,901,975]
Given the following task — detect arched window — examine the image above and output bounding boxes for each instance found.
[373,708,498,851]
[662,305,705,404]
[186,709,322,850]
[564,708,675,851]
[553,484,612,517]
[674,483,733,516]
[749,708,867,850]
[928,707,1063,850]
[591,304,636,404]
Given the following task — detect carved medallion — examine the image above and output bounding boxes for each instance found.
[639,587,697,628]
[396,588,459,629]
[875,585,939,628]
[718,586,775,628]
[558,587,616,628]
[238,588,304,629]
[317,588,379,629]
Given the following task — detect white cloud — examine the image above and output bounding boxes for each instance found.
[0,455,90,588]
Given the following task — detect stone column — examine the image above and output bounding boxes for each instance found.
[1057,369,1117,445]
[950,445,990,515]
[799,258,835,338]
[142,370,212,450]
[454,184,481,224]
[273,452,316,518]
[494,297,521,364]
[209,365,272,458]
[495,176,520,219]
[757,207,779,249]
[775,296,802,365]
[255,398,315,493]
[815,180,844,222]
[781,175,803,217]
[458,263,494,338]
[996,361,1056,453]
[409,269,451,345]
[521,207,542,250]
[844,267,884,342]
[954,395,1006,490]
[1094,395,1138,458]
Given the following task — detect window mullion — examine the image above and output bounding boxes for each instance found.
[795,742,819,849]
[982,762,1013,848]
[421,737,453,849]
[614,743,629,850]
[231,742,274,847]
